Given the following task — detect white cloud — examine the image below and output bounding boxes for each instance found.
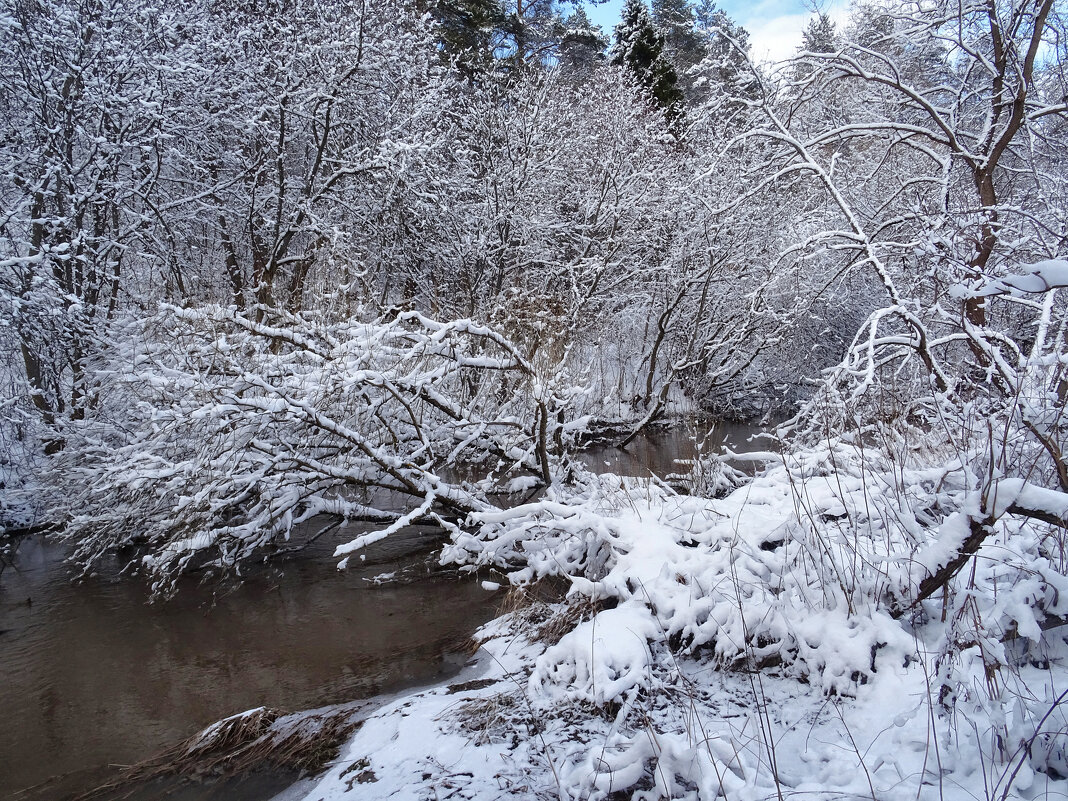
[737,0,852,65]
[584,0,854,67]
[743,12,812,63]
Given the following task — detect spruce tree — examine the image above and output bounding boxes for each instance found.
[653,0,702,62]
[611,0,684,119]
[559,7,607,83]
[793,11,838,80]
[800,12,837,54]
[693,0,755,105]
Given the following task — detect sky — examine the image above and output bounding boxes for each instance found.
[585,0,851,63]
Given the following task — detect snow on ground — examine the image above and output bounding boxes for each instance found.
[293,446,1068,800]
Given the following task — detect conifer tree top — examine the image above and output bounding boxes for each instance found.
[610,0,684,119]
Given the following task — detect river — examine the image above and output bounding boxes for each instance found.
[0,421,765,801]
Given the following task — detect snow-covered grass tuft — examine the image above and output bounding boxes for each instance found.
[445,461,920,694]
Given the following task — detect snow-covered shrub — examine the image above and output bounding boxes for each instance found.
[49,304,556,592]
[446,426,1068,703]
[668,452,751,498]
[446,467,918,695]
[435,434,1068,798]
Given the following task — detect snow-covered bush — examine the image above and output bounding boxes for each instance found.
[433,434,1068,798]
[49,304,562,592]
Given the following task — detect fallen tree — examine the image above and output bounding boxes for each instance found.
[50,304,569,594]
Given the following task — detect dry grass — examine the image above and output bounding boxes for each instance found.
[481,576,607,648]
[72,703,366,800]
[531,595,612,646]
[456,692,522,746]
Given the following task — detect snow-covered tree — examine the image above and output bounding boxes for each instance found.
[690,1,755,108]
[53,304,549,593]
[558,6,607,83]
[161,0,451,317]
[434,0,506,76]
[716,0,1068,654]
[611,0,684,120]
[651,0,705,98]
[0,0,190,452]
[801,11,837,54]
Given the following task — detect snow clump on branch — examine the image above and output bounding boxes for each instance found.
[49,303,561,594]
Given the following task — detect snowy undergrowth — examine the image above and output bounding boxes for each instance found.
[297,440,1068,800]
[300,622,1068,800]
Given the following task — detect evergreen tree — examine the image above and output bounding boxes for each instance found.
[793,11,838,80]
[433,0,571,75]
[692,0,755,105]
[559,6,607,83]
[500,0,567,70]
[652,0,704,73]
[800,12,837,54]
[434,0,505,77]
[611,0,684,119]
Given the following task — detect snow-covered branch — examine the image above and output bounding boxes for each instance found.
[49,304,553,592]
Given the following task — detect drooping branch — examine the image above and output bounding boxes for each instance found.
[52,304,553,592]
[900,478,1068,616]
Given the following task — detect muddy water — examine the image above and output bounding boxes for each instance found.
[576,420,766,477]
[0,526,497,800]
[0,421,770,801]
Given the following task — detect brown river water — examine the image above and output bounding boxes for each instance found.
[0,421,766,801]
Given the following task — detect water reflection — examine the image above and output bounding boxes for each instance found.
[575,419,767,478]
[0,527,497,800]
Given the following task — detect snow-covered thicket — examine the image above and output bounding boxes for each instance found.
[670,0,1068,657]
[294,3,1068,795]
[52,303,562,591]
[445,439,1068,687]
[0,0,798,575]
[0,0,790,529]
[2,0,1068,795]
[0,0,456,454]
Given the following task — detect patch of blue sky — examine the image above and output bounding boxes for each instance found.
[581,0,851,63]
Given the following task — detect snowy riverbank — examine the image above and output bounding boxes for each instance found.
[285,447,1068,800]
